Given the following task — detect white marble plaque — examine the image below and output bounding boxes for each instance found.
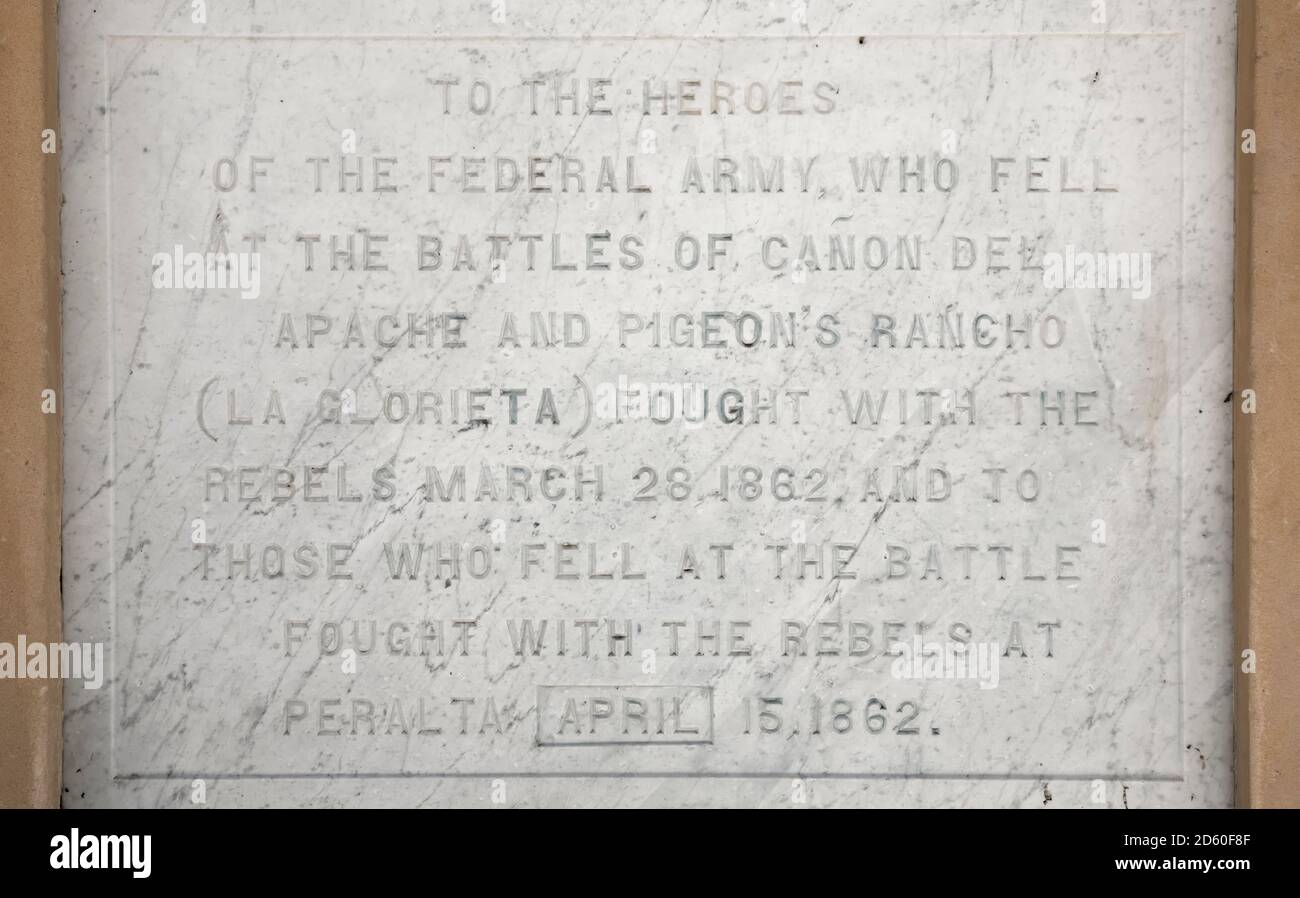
[60,0,1236,807]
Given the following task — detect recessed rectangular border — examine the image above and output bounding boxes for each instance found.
[102,31,1189,783]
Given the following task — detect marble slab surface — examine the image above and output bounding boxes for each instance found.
[58,0,1236,807]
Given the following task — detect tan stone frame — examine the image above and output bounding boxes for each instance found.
[1234,0,1300,808]
[0,0,62,808]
